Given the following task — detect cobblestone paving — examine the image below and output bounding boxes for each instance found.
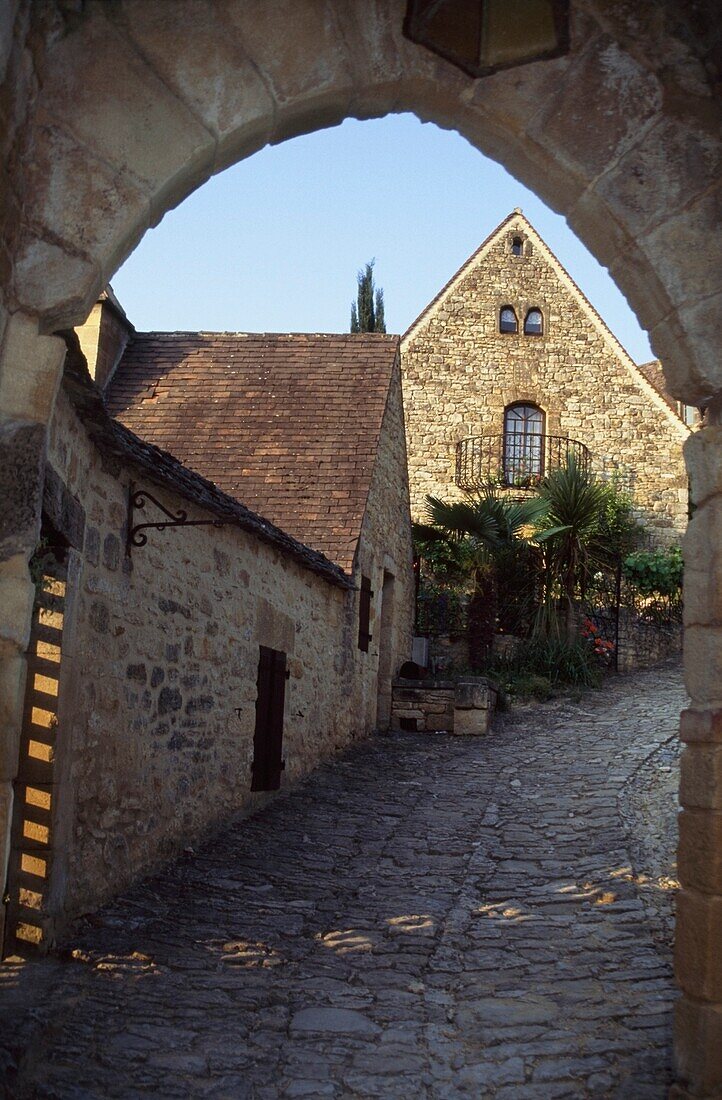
[1,662,685,1099]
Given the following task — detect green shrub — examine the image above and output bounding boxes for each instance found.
[490,635,601,689]
[507,673,554,701]
[623,544,683,597]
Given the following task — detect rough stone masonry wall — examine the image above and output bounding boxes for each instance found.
[401,222,690,542]
[391,682,454,732]
[41,389,397,922]
[354,357,415,726]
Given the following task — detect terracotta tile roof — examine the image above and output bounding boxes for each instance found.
[107,332,400,573]
[61,332,352,589]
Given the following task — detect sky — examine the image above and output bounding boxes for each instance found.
[113,113,653,365]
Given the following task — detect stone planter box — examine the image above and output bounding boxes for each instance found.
[391,676,497,735]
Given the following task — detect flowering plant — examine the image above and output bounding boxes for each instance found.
[580,617,615,662]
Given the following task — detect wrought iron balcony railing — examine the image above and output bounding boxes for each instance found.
[455,433,591,492]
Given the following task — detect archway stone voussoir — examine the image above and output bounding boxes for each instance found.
[22,120,151,299]
[115,0,277,177]
[650,313,715,407]
[268,95,358,152]
[639,186,722,314]
[594,112,722,239]
[12,233,101,333]
[529,32,663,184]
[327,0,409,118]
[670,290,722,401]
[564,187,633,275]
[35,6,216,222]
[218,0,356,113]
[450,106,588,219]
[608,245,674,344]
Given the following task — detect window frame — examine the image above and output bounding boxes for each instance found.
[499,305,519,335]
[502,402,546,486]
[524,308,544,336]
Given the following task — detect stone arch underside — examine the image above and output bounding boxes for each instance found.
[1,2,721,1095]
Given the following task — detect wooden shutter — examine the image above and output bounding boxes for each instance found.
[251,646,286,791]
[358,575,373,652]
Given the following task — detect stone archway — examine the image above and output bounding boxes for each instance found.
[0,2,719,1093]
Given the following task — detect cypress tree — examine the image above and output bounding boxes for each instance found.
[350,260,386,333]
[374,288,385,334]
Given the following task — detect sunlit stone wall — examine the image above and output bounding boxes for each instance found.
[25,381,411,925]
[401,213,690,541]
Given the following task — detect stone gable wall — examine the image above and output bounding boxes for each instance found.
[401,222,690,542]
[38,388,411,923]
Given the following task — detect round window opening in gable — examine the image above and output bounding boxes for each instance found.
[524,309,544,336]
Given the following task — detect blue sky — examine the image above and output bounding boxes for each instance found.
[113,113,653,364]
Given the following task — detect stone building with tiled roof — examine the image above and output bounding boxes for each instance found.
[107,332,403,576]
[11,299,414,932]
[401,211,691,542]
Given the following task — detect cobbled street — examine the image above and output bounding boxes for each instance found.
[1,662,685,1099]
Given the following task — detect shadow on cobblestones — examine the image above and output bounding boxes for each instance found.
[0,661,686,1098]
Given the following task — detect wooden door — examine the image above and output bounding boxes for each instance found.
[251,646,286,791]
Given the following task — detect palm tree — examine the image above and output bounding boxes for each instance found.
[415,489,547,669]
[535,455,616,642]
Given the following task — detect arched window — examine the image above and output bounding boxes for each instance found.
[524,308,543,335]
[499,306,518,334]
[503,403,545,485]
[512,237,523,256]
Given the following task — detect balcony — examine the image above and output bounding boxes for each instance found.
[455,433,591,492]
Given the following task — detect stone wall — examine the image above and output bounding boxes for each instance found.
[391,680,454,732]
[18,382,410,928]
[355,356,415,729]
[401,214,691,543]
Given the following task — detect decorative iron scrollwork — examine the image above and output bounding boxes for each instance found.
[126,485,231,555]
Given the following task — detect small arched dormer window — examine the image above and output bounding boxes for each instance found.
[503,403,545,485]
[524,308,543,336]
[499,306,518,334]
[511,237,523,256]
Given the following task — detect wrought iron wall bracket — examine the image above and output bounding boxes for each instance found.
[126,485,234,555]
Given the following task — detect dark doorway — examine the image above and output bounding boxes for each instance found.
[251,646,287,792]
